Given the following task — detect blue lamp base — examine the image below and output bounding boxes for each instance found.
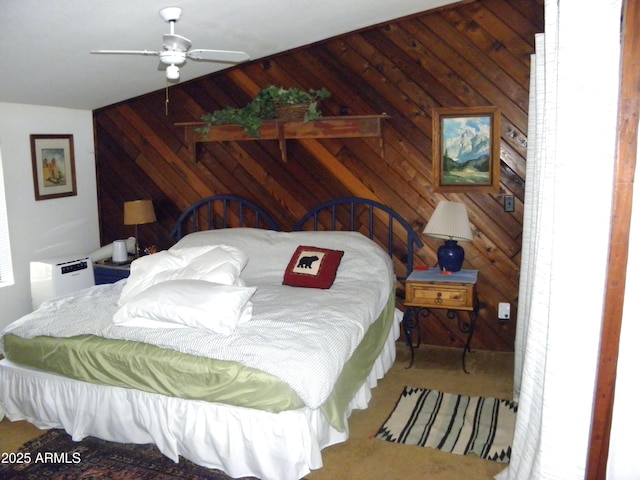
[437,240,465,272]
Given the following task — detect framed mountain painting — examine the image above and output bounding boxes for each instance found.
[432,107,500,193]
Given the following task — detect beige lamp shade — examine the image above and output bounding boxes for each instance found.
[423,200,473,242]
[124,200,156,226]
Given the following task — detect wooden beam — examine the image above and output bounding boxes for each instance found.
[587,0,639,477]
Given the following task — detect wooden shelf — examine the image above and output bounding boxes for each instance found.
[176,115,388,162]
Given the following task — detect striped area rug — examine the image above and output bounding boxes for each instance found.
[375,387,517,463]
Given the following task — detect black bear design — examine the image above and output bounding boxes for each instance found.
[297,255,319,268]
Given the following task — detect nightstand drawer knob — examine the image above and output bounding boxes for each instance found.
[435,292,443,304]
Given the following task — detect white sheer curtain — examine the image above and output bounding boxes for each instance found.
[497,1,622,479]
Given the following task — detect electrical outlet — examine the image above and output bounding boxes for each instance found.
[504,195,515,212]
[498,302,511,320]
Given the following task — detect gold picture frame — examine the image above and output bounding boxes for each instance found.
[432,107,500,193]
[30,134,77,201]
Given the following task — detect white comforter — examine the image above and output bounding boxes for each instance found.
[2,229,395,409]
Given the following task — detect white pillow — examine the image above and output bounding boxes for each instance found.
[113,279,256,335]
[118,245,247,306]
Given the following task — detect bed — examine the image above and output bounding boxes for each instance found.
[0,195,423,480]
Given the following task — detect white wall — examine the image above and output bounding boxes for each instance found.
[0,102,100,329]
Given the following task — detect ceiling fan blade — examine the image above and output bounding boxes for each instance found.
[163,33,191,52]
[186,49,250,63]
[90,49,160,56]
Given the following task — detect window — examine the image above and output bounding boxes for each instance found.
[0,145,13,286]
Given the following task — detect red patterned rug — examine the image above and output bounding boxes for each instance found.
[0,429,258,479]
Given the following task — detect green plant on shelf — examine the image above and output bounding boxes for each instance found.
[196,85,331,138]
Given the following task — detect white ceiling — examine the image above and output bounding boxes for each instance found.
[1,0,460,111]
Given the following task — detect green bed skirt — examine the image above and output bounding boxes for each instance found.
[3,295,396,431]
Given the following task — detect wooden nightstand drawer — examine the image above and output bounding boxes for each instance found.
[403,269,479,372]
[405,282,474,310]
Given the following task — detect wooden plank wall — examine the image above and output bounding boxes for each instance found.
[94,0,543,352]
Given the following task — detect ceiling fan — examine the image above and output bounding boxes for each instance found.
[90,6,250,81]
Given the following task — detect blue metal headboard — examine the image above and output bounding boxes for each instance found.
[171,195,280,240]
[293,197,423,280]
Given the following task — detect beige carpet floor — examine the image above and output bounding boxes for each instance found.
[0,343,514,480]
[307,344,514,480]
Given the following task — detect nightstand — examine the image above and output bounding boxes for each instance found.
[403,269,479,373]
[93,261,131,284]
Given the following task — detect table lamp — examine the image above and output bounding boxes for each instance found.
[423,200,473,272]
[124,200,156,258]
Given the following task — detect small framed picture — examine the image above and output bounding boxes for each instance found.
[432,107,500,193]
[30,134,77,201]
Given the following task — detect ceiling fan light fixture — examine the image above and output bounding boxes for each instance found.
[166,64,180,80]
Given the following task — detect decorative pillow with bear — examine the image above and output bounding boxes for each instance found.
[283,245,344,289]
